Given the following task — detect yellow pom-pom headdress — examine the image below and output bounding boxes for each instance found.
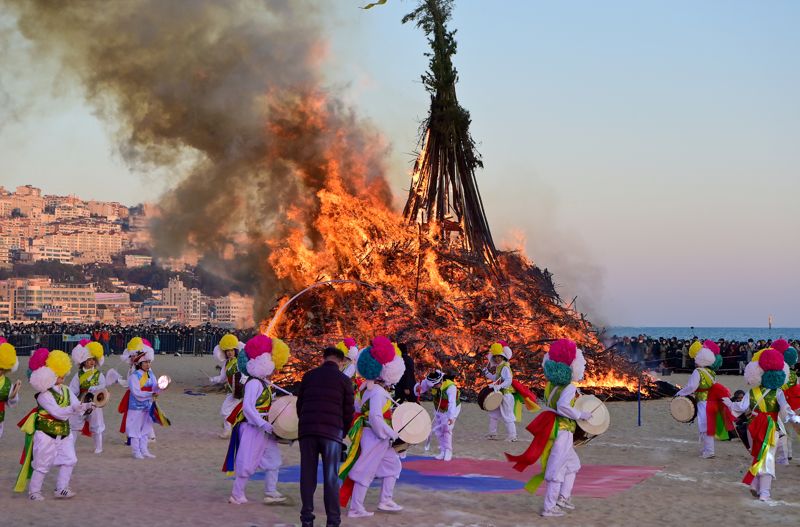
[688,341,703,359]
[86,341,104,364]
[271,338,290,371]
[0,342,18,372]
[489,340,513,360]
[213,334,244,363]
[45,350,72,378]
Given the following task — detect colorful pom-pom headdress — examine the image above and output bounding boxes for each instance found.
[240,334,290,379]
[356,336,405,385]
[542,338,586,386]
[121,337,155,366]
[336,337,360,362]
[213,333,244,363]
[489,340,513,361]
[744,347,789,390]
[0,341,19,372]
[71,339,105,367]
[689,340,720,369]
[29,348,72,393]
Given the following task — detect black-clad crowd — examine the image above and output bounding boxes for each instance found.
[606,334,800,374]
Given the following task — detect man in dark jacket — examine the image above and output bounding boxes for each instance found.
[394,342,418,403]
[297,346,354,527]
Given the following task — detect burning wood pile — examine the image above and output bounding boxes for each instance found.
[265,0,661,401]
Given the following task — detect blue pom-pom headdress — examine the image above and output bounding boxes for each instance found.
[761,369,786,390]
[357,346,383,380]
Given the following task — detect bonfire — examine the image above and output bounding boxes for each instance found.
[264,0,655,400]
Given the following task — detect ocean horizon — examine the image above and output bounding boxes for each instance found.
[606,326,800,341]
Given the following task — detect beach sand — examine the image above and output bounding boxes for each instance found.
[2,356,799,527]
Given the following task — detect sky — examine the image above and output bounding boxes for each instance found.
[1,1,798,327]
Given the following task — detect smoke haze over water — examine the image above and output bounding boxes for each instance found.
[1,0,393,317]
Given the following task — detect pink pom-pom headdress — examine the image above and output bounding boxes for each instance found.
[771,339,789,353]
[370,336,396,365]
[758,348,785,372]
[29,348,50,371]
[245,334,272,359]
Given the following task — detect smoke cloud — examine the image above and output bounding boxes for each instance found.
[1,0,393,318]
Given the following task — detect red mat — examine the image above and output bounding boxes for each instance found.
[402,457,661,497]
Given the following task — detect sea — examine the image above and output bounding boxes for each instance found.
[606,327,800,342]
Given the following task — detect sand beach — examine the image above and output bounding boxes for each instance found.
[1,356,799,527]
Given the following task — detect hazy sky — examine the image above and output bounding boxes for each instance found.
[1,1,798,327]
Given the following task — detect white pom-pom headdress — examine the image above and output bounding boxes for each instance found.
[28,348,72,393]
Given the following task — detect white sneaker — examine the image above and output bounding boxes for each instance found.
[700,452,715,459]
[759,495,774,503]
[348,509,374,518]
[94,448,103,455]
[541,507,565,517]
[378,500,403,512]
[54,488,76,499]
[29,493,44,501]
[557,496,575,510]
[228,495,248,505]
[434,451,445,460]
[133,452,145,460]
[443,450,453,462]
[142,452,156,459]
[263,492,287,504]
[506,437,519,443]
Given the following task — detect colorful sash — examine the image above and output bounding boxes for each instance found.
[694,368,715,401]
[0,376,10,422]
[224,358,238,394]
[78,369,100,396]
[432,380,461,413]
[743,387,779,485]
[222,379,271,474]
[505,382,573,493]
[511,379,540,420]
[14,386,70,493]
[705,383,735,440]
[783,372,800,411]
[339,395,393,507]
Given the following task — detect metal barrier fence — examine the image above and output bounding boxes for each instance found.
[2,330,256,356]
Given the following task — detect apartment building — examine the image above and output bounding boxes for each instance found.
[1,277,96,322]
[214,293,254,329]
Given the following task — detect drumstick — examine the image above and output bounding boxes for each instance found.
[395,407,427,436]
[198,368,212,378]
[268,382,293,396]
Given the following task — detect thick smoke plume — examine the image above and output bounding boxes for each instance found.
[2,0,392,317]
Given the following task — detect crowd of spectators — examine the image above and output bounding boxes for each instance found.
[605,334,800,374]
[0,321,257,356]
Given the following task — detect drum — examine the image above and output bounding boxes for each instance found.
[232,372,245,400]
[391,402,432,446]
[573,427,595,447]
[392,438,409,453]
[574,394,610,444]
[670,395,697,423]
[477,386,504,412]
[268,395,299,443]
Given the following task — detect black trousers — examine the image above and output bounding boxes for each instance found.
[300,436,343,527]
